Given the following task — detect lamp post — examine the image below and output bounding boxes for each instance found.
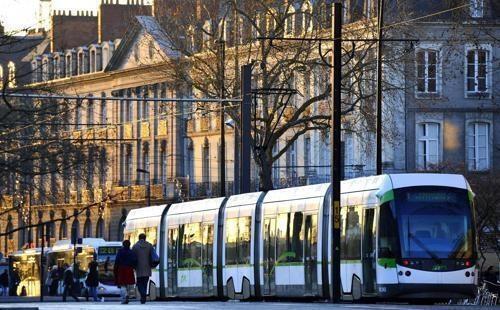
[137,168,151,206]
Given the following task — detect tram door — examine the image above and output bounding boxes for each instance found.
[304,214,318,294]
[263,217,276,295]
[167,228,178,296]
[201,224,214,295]
[362,209,376,294]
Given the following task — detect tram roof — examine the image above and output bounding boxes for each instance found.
[388,173,468,190]
[168,197,226,216]
[225,192,264,208]
[263,183,330,204]
[125,204,168,231]
[50,238,106,251]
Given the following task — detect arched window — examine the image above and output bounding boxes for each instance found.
[160,142,167,184]
[71,218,80,242]
[4,218,13,256]
[202,20,212,50]
[65,54,72,77]
[83,218,92,238]
[142,142,150,184]
[7,61,16,88]
[285,6,295,36]
[96,217,104,238]
[59,220,67,240]
[301,0,312,33]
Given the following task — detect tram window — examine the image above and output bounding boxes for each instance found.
[125,227,157,247]
[202,224,214,265]
[378,202,399,258]
[168,228,178,265]
[276,212,304,263]
[180,223,202,268]
[344,207,361,260]
[340,207,347,259]
[238,217,251,265]
[225,218,238,265]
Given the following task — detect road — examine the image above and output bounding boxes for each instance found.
[0,299,496,310]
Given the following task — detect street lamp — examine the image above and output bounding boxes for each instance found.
[136,168,151,207]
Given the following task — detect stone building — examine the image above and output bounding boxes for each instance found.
[0,0,498,257]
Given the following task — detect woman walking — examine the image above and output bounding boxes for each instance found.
[114,240,137,304]
[85,261,100,301]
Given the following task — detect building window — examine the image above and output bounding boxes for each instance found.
[87,98,94,125]
[71,218,79,242]
[65,54,72,77]
[100,94,107,124]
[470,0,484,18]
[416,122,440,170]
[83,218,92,238]
[272,140,280,186]
[117,209,127,240]
[416,49,440,95]
[286,139,297,180]
[304,136,311,175]
[99,148,107,187]
[160,143,167,184]
[60,211,67,239]
[467,122,490,171]
[75,101,82,129]
[465,46,491,96]
[142,143,150,184]
[96,217,104,238]
[202,139,210,183]
[285,6,295,37]
[123,145,132,186]
[7,61,16,88]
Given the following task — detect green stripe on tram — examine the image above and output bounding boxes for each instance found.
[468,190,474,203]
[379,190,394,205]
[377,258,396,268]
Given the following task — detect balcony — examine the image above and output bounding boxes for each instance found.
[140,121,150,138]
[107,126,117,140]
[158,119,168,136]
[131,185,146,200]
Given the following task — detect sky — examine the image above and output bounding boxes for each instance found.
[0,0,151,33]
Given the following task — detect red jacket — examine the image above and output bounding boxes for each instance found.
[115,265,135,286]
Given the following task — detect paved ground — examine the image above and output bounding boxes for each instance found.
[0,298,497,310]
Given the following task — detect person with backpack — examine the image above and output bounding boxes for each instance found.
[62,264,79,302]
[132,233,158,304]
[85,261,100,302]
[49,265,59,296]
[114,240,137,304]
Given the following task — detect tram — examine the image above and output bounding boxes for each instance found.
[9,248,42,296]
[124,173,478,301]
[95,241,121,296]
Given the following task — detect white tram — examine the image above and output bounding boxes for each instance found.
[123,174,478,301]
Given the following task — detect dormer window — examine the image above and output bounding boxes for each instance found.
[470,0,484,18]
[65,54,72,77]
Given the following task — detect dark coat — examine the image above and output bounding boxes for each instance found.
[114,247,137,286]
[0,272,8,287]
[63,268,74,286]
[132,240,153,278]
[85,262,99,287]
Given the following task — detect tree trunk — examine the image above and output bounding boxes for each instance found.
[258,150,274,191]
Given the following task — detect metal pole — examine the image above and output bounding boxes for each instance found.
[147,172,151,206]
[330,2,342,303]
[233,126,240,194]
[219,39,226,197]
[40,224,44,302]
[376,0,385,175]
[240,64,252,194]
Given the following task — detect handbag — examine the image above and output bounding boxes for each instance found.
[150,247,160,268]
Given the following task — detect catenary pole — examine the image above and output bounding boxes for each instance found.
[219,39,226,197]
[330,2,342,303]
[240,64,252,194]
[376,0,385,175]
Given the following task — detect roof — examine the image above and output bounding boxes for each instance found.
[263,183,330,204]
[105,15,178,72]
[124,204,168,231]
[168,197,226,216]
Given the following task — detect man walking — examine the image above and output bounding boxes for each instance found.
[62,264,79,302]
[132,233,153,304]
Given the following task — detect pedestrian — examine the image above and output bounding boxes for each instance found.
[85,261,100,302]
[10,268,19,296]
[45,266,53,296]
[132,233,156,304]
[114,240,137,304]
[0,270,8,296]
[49,265,59,296]
[62,263,79,302]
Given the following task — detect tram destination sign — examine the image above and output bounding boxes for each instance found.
[98,246,120,256]
[406,191,459,203]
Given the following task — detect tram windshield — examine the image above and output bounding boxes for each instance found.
[97,246,120,286]
[394,187,475,259]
